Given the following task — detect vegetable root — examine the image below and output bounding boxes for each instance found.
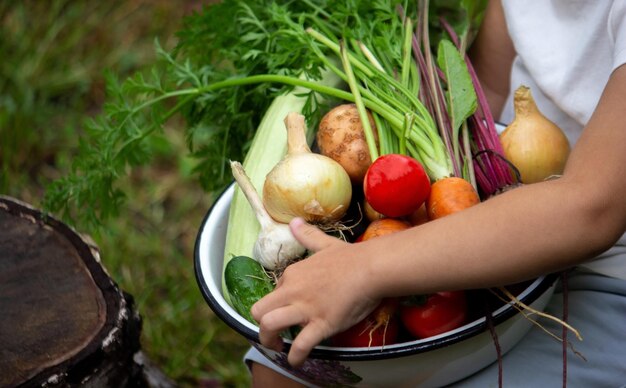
[493,286,582,342]
[331,298,399,348]
[367,298,400,347]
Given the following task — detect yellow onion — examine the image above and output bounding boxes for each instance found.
[263,112,352,224]
[500,86,571,184]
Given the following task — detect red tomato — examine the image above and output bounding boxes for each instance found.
[400,291,467,339]
[331,299,399,347]
[364,154,431,218]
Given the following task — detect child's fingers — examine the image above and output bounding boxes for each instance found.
[289,217,338,252]
[287,320,329,367]
[256,304,305,351]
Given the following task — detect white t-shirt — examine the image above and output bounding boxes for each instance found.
[499,1,626,279]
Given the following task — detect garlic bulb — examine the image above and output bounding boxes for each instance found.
[263,112,353,224]
[230,161,306,270]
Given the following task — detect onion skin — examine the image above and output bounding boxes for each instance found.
[499,86,571,184]
[263,112,352,224]
[263,152,352,223]
[317,104,378,184]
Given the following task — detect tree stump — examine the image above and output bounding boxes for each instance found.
[0,196,148,387]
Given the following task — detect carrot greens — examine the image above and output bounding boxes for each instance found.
[43,0,501,227]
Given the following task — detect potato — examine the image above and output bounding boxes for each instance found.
[316,103,378,184]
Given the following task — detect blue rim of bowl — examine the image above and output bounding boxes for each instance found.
[194,184,559,361]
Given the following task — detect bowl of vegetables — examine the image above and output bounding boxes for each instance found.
[192,3,568,382]
[195,181,559,387]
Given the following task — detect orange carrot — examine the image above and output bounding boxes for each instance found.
[361,218,411,241]
[426,177,480,220]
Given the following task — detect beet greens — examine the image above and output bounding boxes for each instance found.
[44,0,502,226]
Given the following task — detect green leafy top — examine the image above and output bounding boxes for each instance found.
[43,0,487,228]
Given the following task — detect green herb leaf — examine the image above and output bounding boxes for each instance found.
[43,0,484,228]
[436,39,477,134]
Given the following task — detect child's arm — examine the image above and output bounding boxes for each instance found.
[253,62,626,367]
[251,2,626,368]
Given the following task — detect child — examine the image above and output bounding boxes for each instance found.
[248,0,626,385]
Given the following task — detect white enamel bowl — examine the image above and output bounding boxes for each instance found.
[195,184,558,387]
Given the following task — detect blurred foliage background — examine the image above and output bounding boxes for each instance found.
[0,1,250,386]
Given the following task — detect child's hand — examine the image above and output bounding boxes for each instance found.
[251,217,381,367]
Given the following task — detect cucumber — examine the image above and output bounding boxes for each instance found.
[224,255,274,324]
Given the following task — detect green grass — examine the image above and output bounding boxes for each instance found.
[1,1,251,386]
[91,128,251,386]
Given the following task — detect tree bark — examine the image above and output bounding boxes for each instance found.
[0,196,151,387]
